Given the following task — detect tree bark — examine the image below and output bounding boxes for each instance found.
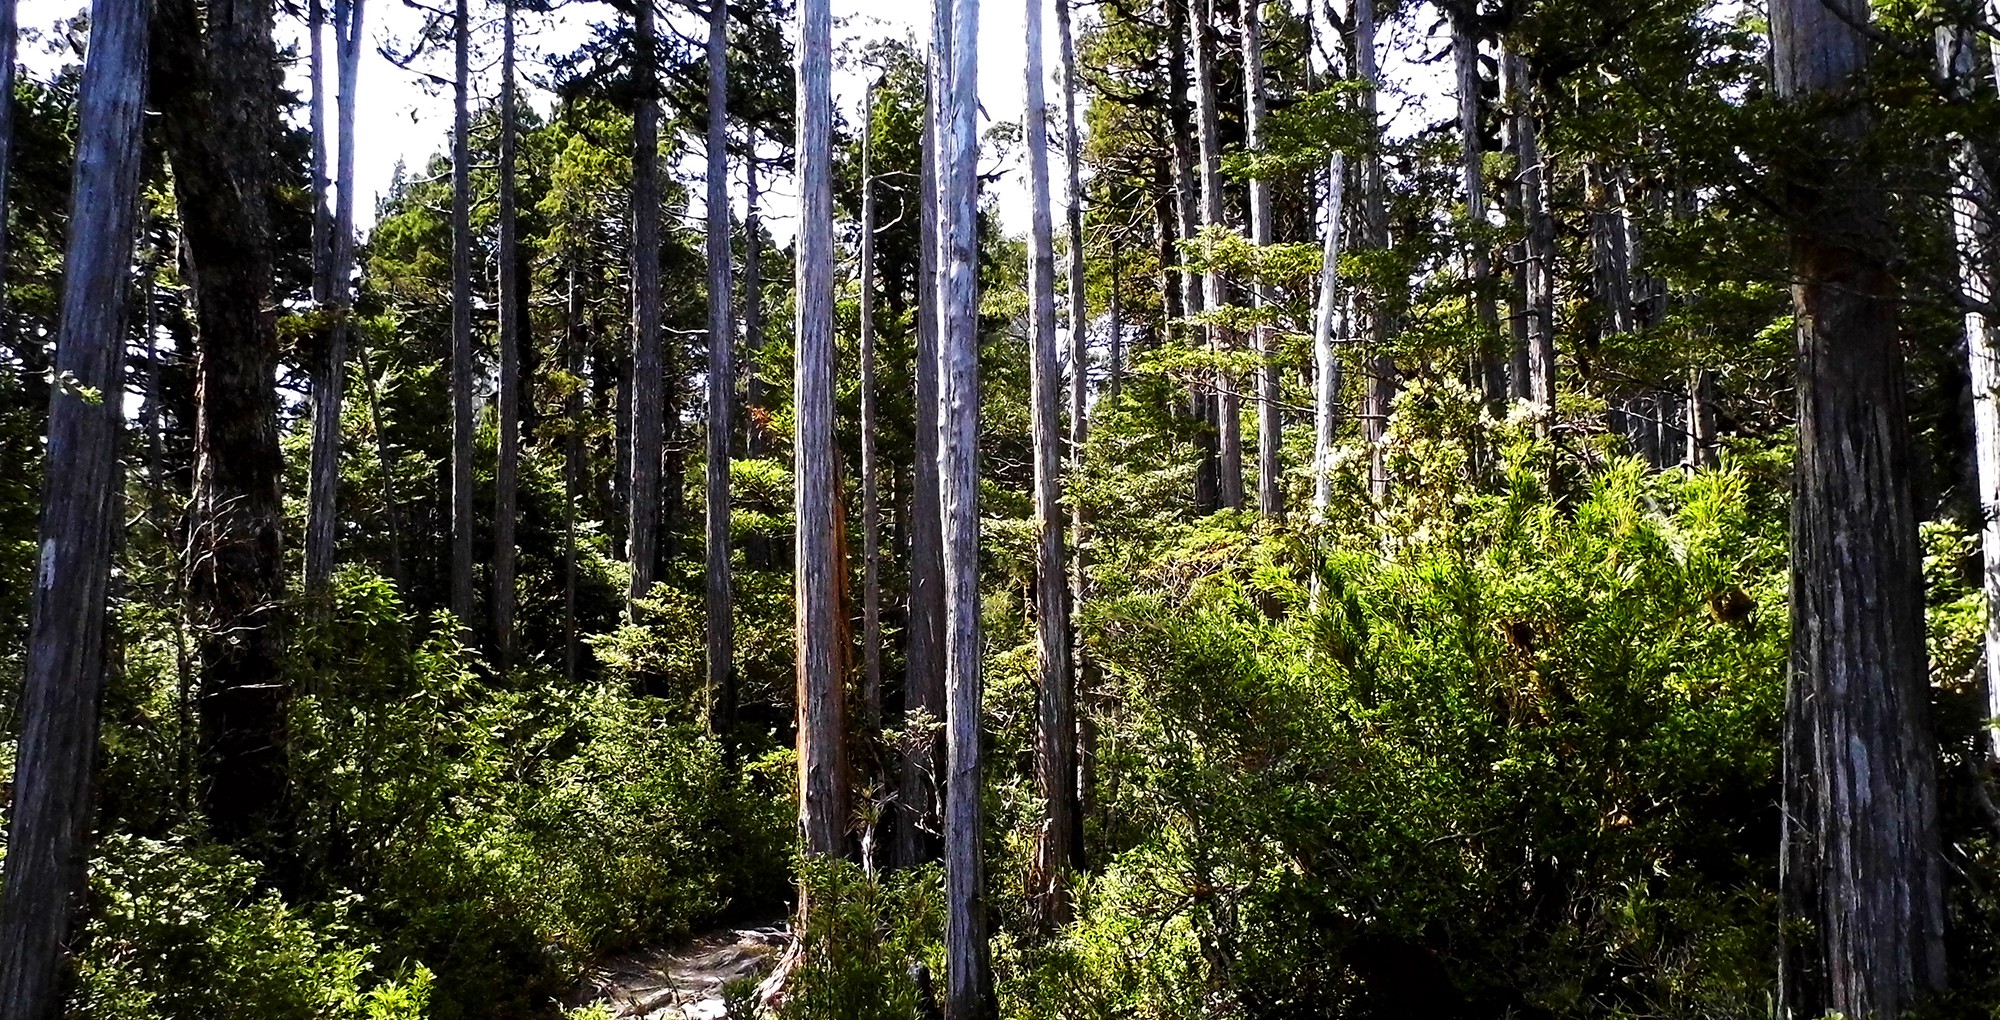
[304,0,336,595]
[860,82,883,733]
[1942,23,2000,761]
[0,3,146,1013]
[744,153,766,460]
[936,0,992,1009]
[494,0,520,667]
[1509,49,1555,423]
[565,261,585,683]
[898,66,948,872]
[1189,0,1240,510]
[706,0,736,734]
[1164,0,1217,514]
[0,0,18,352]
[1351,0,1394,499]
[449,0,475,625]
[628,0,664,609]
[1772,1,1948,1015]
[1025,0,1079,930]
[1243,0,1280,519]
[1312,154,1348,521]
[155,0,289,850]
[1453,6,1503,407]
[795,0,848,859]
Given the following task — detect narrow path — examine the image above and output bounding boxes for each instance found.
[565,925,788,1019]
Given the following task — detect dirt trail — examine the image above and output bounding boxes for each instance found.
[565,925,788,1019]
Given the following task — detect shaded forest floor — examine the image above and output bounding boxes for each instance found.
[564,924,787,1018]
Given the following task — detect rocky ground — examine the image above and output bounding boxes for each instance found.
[564,925,788,1019]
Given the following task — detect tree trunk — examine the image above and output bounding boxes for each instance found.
[706,0,736,735]
[1189,0,1240,510]
[1453,6,1503,407]
[565,262,584,683]
[1509,49,1555,423]
[1107,230,1123,406]
[303,0,336,595]
[898,66,948,872]
[936,0,993,1009]
[0,0,18,352]
[449,0,475,625]
[155,0,289,851]
[628,0,664,609]
[1024,0,1078,930]
[1773,1,1948,1015]
[1683,367,1715,469]
[1243,0,1279,519]
[1164,0,1217,514]
[494,0,520,667]
[1058,0,1088,460]
[1352,0,1394,499]
[859,83,883,733]
[744,153,766,460]
[1943,23,2000,761]
[0,3,146,1013]
[1499,46,1529,402]
[795,0,848,859]
[1311,154,1348,521]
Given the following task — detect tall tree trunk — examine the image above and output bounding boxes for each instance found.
[936,0,992,1010]
[1453,5,1503,407]
[0,3,146,1013]
[1024,0,1078,930]
[706,0,736,733]
[155,0,289,851]
[898,67,947,872]
[565,261,584,684]
[1107,230,1123,406]
[331,0,362,563]
[1058,0,1088,457]
[1683,367,1715,469]
[1499,45,1529,401]
[1509,49,1555,424]
[1242,0,1279,519]
[494,0,520,667]
[1587,163,1632,340]
[1352,0,1394,499]
[1772,1,1948,1015]
[304,0,336,595]
[859,83,883,732]
[0,0,18,352]
[744,153,766,459]
[795,0,848,859]
[1189,0,1240,510]
[1164,0,1217,513]
[628,0,664,609]
[356,340,401,585]
[1942,23,2000,761]
[1311,153,1348,521]
[450,0,475,625]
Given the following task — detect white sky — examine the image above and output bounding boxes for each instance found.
[18,0,1446,241]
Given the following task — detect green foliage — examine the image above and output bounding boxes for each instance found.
[1009,406,1789,1019]
[777,859,945,1020]
[70,834,431,1020]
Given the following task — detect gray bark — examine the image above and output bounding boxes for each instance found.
[795,0,847,858]
[304,0,336,594]
[1509,49,1555,422]
[628,0,664,609]
[1311,155,1348,520]
[1352,0,1394,499]
[1189,0,1240,509]
[0,3,146,1014]
[860,82,883,732]
[898,66,947,871]
[1453,8,1503,407]
[450,0,475,625]
[1164,0,1217,513]
[744,154,766,460]
[495,0,520,666]
[1025,0,1079,930]
[1941,22,2000,761]
[936,0,992,1010]
[1243,0,1279,519]
[1772,1,1948,1015]
[0,0,17,352]
[705,0,735,734]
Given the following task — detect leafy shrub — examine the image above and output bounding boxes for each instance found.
[70,833,431,1020]
[777,858,944,1020]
